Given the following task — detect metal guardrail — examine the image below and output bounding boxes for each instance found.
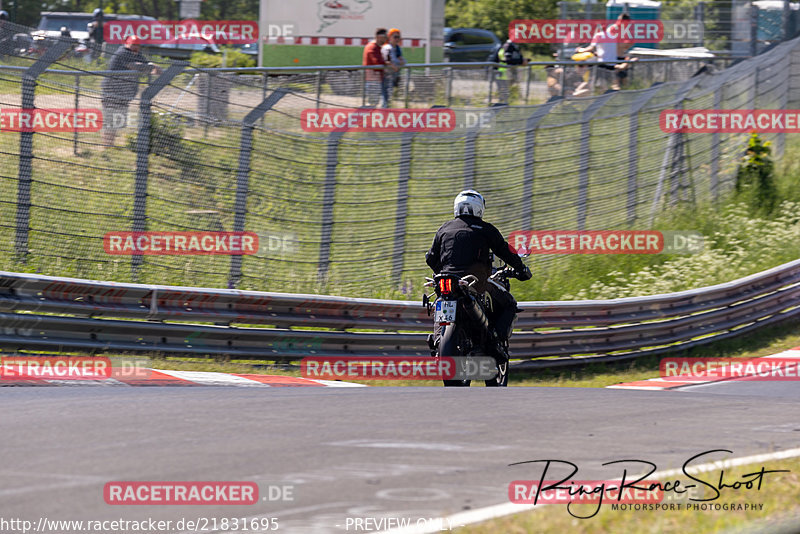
[1,259,799,368]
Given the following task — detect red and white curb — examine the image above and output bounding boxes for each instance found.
[607,348,800,391]
[0,369,366,388]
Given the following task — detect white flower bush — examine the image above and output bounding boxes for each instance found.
[563,202,800,300]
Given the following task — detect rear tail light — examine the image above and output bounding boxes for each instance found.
[438,278,452,295]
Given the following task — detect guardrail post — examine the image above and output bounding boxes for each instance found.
[131,62,187,282]
[14,39,71,263]
[228,89,288,289]
[521,100,559,230]
[626,85,662,224]
[577,92,616,230]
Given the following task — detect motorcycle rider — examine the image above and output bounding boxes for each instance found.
[425,190,531,357]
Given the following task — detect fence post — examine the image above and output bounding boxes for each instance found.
[648,77,702,225]
[463,105,507,191]
[228,89,288,289]
[361,68,367,106]
[784,0,792,41]
[317,130,345,283]
[577,92,616,230]
[73,73,80,156]
[524,65,531,104]
[315,70,322,109]
[710,85,722,202]
[261,72,269,126]
[626,85,662,225]
[445,67,453,106]
[391,131,414,283]
[696,2,706,47]
[131,62,187,282]
[390,105,445,283]
[487,67,495,105]
[14,39,71,262]
[521,100,559,231]
[751,5,759,56]
[404,67,412,108]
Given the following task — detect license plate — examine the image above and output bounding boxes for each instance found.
[435,300,456,324]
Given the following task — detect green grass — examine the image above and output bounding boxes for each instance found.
[458,456,800,533]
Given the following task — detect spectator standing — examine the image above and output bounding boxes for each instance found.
[491,37,524,103]
[382,28,405,99]
[576,13,635,91]
[101,35,161,147]
[87,8,104,61]
[363,28,389,107]
[0,11,14,58]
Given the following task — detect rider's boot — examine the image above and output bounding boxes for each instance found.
[426,333,438,357]
[488,328,509,363]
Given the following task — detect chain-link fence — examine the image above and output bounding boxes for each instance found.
[0,26,798,297]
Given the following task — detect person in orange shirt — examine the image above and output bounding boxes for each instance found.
[363,28,390,107]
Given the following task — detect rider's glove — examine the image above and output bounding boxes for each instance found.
[517,265,532,281]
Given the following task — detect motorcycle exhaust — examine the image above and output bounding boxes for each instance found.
[463,293,490,335]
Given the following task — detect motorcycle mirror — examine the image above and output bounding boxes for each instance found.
[513,244,531,259]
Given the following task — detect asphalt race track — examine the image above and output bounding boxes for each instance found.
[1,383,798,533]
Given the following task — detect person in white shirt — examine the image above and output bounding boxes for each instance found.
[576,13,634,91]
[381,28,404,100]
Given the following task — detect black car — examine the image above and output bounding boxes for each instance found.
[443,27,501,62]
[35,12,155,42]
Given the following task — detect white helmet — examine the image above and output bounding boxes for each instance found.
[453,189,485,218]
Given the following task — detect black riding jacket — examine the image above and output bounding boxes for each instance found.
[425,215,525,284]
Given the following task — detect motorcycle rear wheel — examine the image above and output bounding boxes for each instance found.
[440,323,471,387]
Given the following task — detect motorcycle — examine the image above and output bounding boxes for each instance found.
[422,261,525,387]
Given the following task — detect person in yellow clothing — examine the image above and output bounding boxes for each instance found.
[491,37,525,103]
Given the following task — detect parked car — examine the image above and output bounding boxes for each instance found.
[145,35,220,60]
[443,27,501,62]
[34,12,155,42]
[232,42,258,56]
